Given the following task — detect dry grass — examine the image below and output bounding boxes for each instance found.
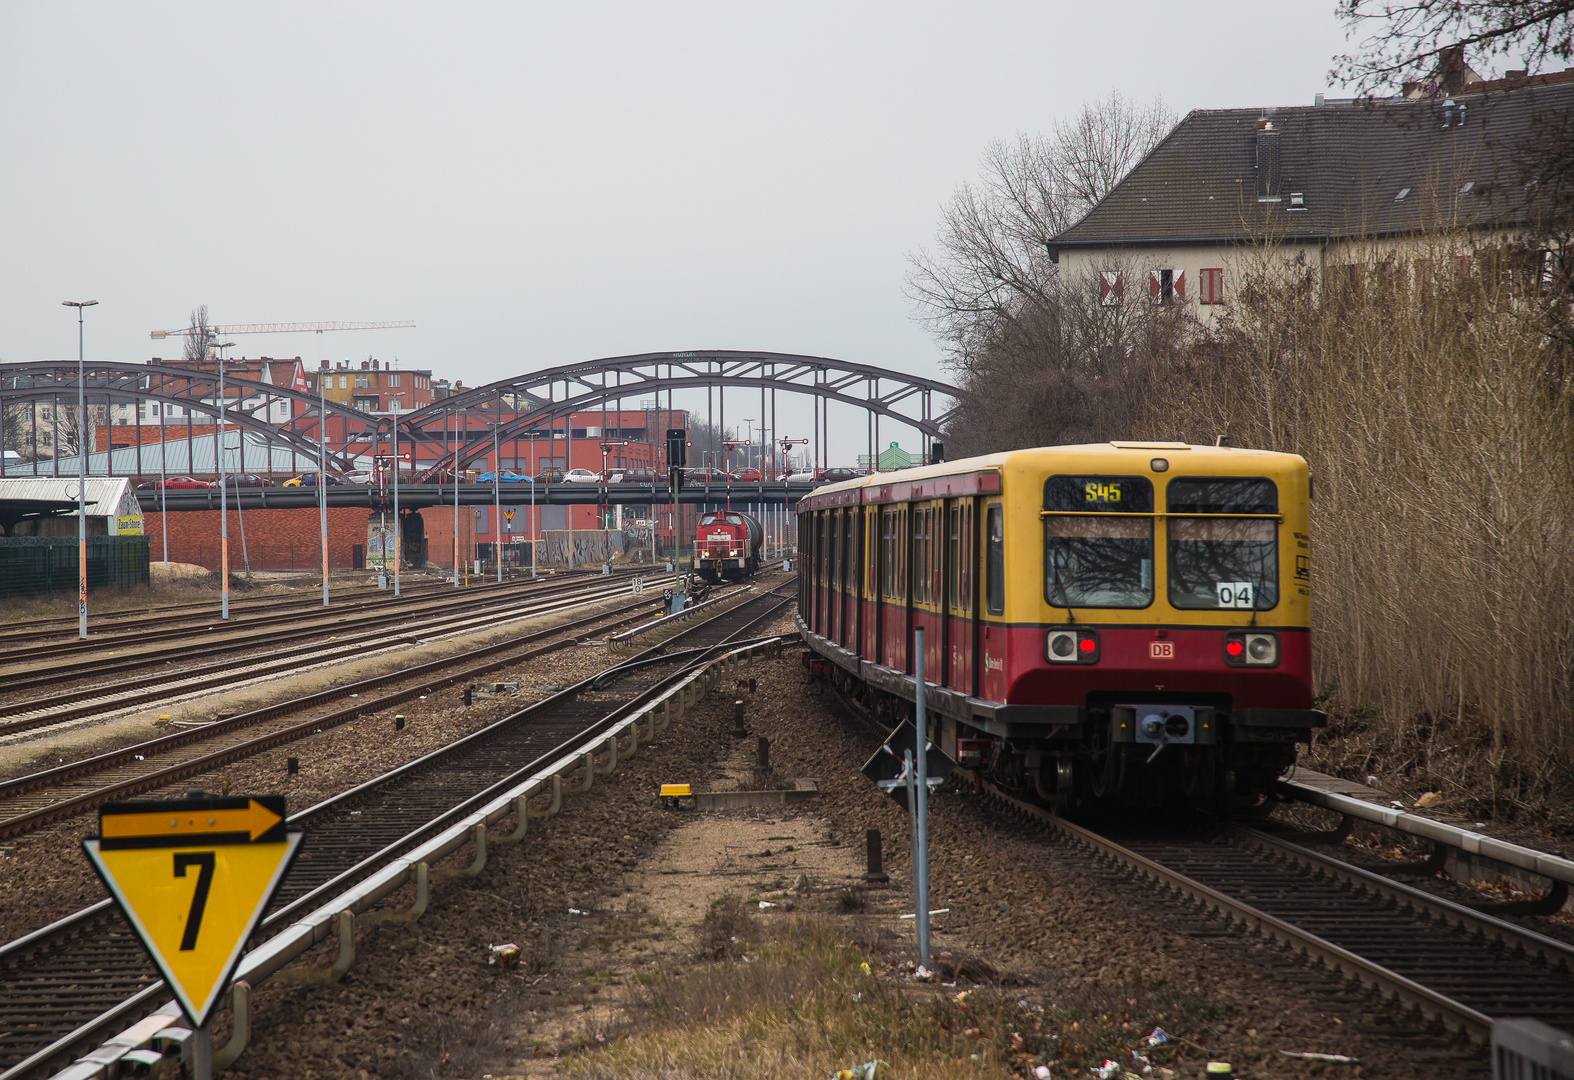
[1140,234,1574,822]
[558,902,1218,1080]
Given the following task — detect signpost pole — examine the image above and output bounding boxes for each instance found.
[192,1023,213,1080]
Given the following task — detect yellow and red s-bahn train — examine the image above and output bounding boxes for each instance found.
[795,442,1324,809]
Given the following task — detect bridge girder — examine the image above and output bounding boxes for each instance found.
[369,351,960,468]
[2,352,959,474]
[0,360,366,470]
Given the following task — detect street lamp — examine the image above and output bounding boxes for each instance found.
[215,340,236,620]
[62,300,97,640]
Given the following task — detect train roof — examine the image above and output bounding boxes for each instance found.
[796,442,1306,511]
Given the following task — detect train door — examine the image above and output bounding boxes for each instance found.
[921,501,945,680]
[816,511,830,636]
[978,500,1006,701]
[843,507,860,650]
[941,500,954,688]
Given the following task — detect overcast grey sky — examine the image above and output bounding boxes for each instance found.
[3,1,1364,463]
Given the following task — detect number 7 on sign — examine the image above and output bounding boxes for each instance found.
[174,852,216,950]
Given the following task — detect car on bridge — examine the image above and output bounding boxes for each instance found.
[816,467,863,484]
[784,469,816,483]
[223,473,274,488]
[563,468,601,483]
[729,467,763,482]
[283,473,347,487]
[135,476,214,490]
[477,470,533,484]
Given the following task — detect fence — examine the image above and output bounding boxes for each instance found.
[0,535,152,597]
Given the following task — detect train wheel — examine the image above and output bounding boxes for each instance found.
[1053,758,1076,813]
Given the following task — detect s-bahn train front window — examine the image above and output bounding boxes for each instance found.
[1165,477,1279,610]
[1042,476,1154,608]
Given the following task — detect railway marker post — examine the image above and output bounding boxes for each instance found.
[82,795,302,1080]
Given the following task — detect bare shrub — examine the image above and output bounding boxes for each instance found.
[1141,233,1574,816]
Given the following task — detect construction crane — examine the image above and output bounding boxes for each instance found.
[150,320,415,339]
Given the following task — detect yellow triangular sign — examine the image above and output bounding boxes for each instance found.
[83,796,301,1027]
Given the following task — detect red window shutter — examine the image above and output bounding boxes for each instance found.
[1099,271,1124,305]
[1173,270,1186,302]
[1455,254,1473,281]
[1149,271,1162,303]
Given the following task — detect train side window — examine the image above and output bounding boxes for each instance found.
[865,508,877,598]
[985,503,1004,615]
[947,506,959,610]
[911,507,926,605]
[898,507,907,601]
[960,503,972,614]
[844,509,856,590]
[830,511,841,591]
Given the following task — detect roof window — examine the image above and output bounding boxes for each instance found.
[1288,192,1306,210]
[1395,188,1411,202]
[1459,181,1475,195]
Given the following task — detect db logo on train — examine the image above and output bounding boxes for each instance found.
[1149,641,1175,660]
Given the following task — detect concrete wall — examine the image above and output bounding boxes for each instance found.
[541,529,623,567]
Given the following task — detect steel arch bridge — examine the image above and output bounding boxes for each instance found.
[1,352,959,475]
[377,351,961,472]
[0,360,371,472]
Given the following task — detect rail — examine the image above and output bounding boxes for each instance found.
[22,613,796,1078]
[606,584,754,643]
[1278,770,1574,907]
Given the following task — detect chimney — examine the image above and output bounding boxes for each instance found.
[1254,118,1281,202]
[372,358,380,370]
[361,360,370,370]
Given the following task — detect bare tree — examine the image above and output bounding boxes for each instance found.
[906,92,1176,375]
[1332,0,1574,95]
[183,304,212,362]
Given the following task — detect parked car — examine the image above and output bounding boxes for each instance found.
[784,470,817,483]
[682,468,728,483]
[342,470,375,484]
[223,473,273,488]
[563,468,601,483]
[816,468,862,483]
[282,473,347,487]
[477,470,532,484]
[135,476,214,490]
[729,468,762,482]
[620,468,660,484]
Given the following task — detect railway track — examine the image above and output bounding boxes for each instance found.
[0,575,651,742]
[0,570,640,696]
[0,578,422,644]
[0,582,681,840]
[0,576,794,1079]
[982,782,1574,1046]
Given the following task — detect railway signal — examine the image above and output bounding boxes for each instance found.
[83,795,302,1076]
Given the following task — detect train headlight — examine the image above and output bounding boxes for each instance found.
[1223,631,1278,667]
[1047,628,1099,664]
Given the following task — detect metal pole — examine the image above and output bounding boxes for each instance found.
[218,344,230,620]
[392,419,401,596]
[492,411,502,583]
[62,300,97,639]
[319,372,329,604]
[191,1021,212,1080]
[914,625,931,965]
[529,477,537,576]
[451,405,459,586]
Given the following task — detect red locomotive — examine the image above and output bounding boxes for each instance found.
[696,510,763,581]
